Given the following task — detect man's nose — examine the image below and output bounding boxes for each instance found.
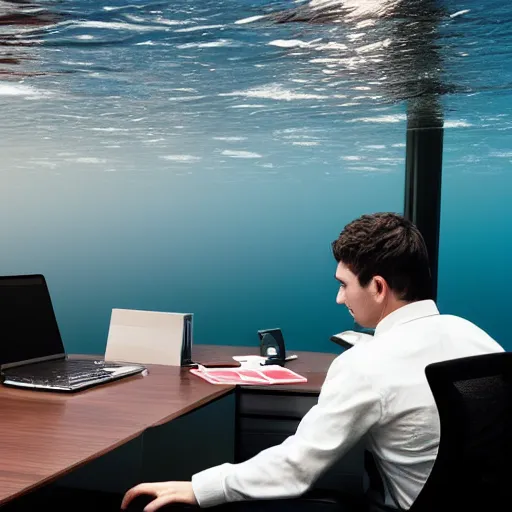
[336,287,346,305]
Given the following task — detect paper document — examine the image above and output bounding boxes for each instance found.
[232,355,266,368]
[190,365,307,386]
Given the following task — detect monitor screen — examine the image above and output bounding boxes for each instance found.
[0,275,65,367]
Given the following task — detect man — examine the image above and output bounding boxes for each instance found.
[121,212,503,512]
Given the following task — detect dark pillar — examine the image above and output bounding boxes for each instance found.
[404,99,444,300]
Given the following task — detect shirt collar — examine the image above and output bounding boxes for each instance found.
[374,299,440,337]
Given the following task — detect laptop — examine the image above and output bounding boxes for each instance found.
[0,274,146,392]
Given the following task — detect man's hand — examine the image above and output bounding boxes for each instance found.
[121,481,198,512]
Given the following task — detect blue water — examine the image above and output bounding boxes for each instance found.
[1,0,511,353]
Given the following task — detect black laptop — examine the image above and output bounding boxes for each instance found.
[0,274,145,392]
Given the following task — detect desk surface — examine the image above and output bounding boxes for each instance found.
[0,364,232,505]
[194,345,337,393]
[0,345,337,505]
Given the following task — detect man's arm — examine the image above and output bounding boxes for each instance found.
[122,352,383,511]
[193,353,383,507]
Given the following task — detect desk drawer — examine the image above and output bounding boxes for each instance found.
[238,420,365,495]
[240,416,300,435]
[239,392,317,419]
[235,390,364,496]
[238,416,299,460]
[238,431,289,461]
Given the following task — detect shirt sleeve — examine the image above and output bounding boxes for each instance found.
[191,351,383,508]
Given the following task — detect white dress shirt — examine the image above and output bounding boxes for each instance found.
[192,300,503,509]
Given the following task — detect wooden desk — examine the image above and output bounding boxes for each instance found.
[0,346,343,506]
[0,362,233,505]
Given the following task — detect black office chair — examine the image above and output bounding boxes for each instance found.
[410,352,512,512]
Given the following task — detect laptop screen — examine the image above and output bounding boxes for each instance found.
[0,275,65,367]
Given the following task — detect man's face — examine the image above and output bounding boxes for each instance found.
[335,261,382,329]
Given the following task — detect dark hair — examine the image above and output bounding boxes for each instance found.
[331,212,432,301]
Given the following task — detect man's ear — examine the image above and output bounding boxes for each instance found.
[373,276,387,301]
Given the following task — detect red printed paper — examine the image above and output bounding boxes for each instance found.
[190,365,307,385]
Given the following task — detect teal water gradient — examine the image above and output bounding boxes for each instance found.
[1,0,511,354]
[437,126,512,349]
[0,151,404,354]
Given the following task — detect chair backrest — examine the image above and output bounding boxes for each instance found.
[411,352,512,512]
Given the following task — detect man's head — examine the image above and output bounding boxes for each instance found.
[331,212,432,328]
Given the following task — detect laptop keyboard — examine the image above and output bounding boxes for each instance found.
[2,359,139,389]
